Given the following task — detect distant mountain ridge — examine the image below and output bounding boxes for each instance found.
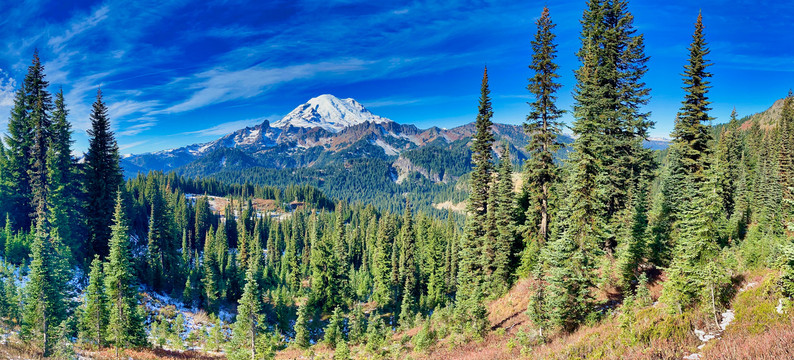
[121,94,668,183]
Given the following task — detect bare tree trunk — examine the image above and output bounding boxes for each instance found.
[42,311,49,357]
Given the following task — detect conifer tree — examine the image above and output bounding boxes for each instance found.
[29,96,51,227]
[398,201,416,301]
[717,108,743,220]
[570,0,653,252]
[4,86,34,230]
[779,91,794,221]
[660,14,721,311]
[323,306,343,347]
[85,89,123,259]
[104,191,146,355]
[347,304,366,344]
[203,227,221,313]
[80,256,108,347]
[543,231,592,332]
[525,6,564,245]
[459,67,494,304]
[671,12,714,184]
[372,215,394,307]
[46,89,78,261]
[293,302,311,349]
[230,266,263,360]
[661,172,724,312]
[616,190,649,291]
[22,213,69,356]
[492,146,515,293]
[5,52,53,230]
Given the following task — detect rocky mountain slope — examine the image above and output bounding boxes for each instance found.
[122,95,667,193]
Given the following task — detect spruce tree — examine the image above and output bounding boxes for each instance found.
[4,86,33,230]
[543,230,592,332]
[203,227,221,313]
[104,191,146,355]
[21,213,69,356]
[4,52,53,230]
[659,14,720,307]
[398,201,417,307]
[570,0,653,252]
[46,89,78,262]
[85,89,123,259]
[80,256,108,347]
[323,306,343,347]
[229,266,263,360]
[293,302,311,349]
[372,215,395,307]
[458,66,494,304]
[671,12,714,183]
[492,146,516,293]
[779,91,794,222]
[616,190,649,291]
[28,96,50,226]
[525,6,564,245]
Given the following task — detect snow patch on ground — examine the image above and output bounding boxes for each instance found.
[372,138,400,156]
[141,288,234,353]
[777,298,787,314]
[683,281,757,360]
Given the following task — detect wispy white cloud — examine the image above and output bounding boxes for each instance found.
[118,117,158,136]
[362,95,471,108]
[180,117,270,137]
[119,140,148,152]
[161,59,372,114]
[0,69,17,132]
[48,5,110,52]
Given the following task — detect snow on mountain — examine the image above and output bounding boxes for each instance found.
[272,94,392,132]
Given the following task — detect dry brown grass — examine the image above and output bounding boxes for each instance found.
[700,270,793,360]
[79,347,226,360]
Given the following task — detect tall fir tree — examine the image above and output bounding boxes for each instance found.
[654,12,716,267]
[524,6,564,246]
[492,146,516,294]
[46,89,78,262]
[85,89,123,259]
[458,67,495,304]
[779,91,794,222]
[5,52,54,230]
[570,0,654,252]
[372,215,395,307]
[670,12,714,183]
[104,191,146,355]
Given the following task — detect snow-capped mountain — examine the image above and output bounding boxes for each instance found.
[272,94,392,132]
[120,94,668,179]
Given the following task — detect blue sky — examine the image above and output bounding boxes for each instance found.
[0,0,791,154]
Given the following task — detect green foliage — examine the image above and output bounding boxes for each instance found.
[293,302,311,349]
[412,318,436,352]
[334,339,351,360]
[85,89,123,259]
[21,214,70,356]
[104,192,146,351]
[324,306,343,347]
[780,242,794,298]
[524,6,564,247]
[206,317,226,352]
[79,257,108,347]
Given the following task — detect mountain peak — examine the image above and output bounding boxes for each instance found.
[272,94,391,133]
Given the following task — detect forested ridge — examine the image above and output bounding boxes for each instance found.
[0,1,793,360]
